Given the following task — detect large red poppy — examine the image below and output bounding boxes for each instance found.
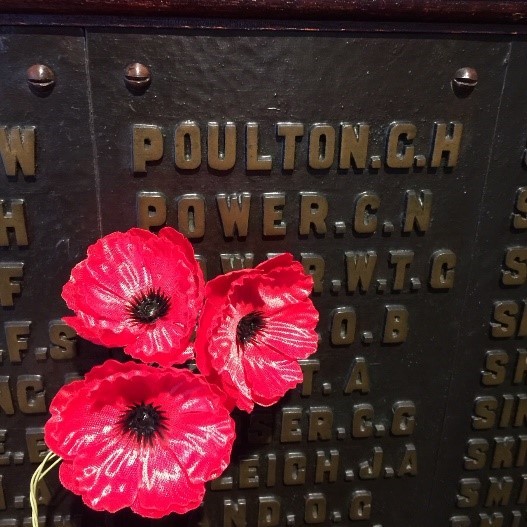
[44,360,235,518]
[62,228,204,366]
[194,253,319,412]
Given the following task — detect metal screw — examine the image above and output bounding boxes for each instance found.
[124,63,151,91]
[26,64,55,92]
[452,67,478,96]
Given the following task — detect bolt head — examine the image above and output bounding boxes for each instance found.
[124,63,151,91]
[26,64,55,91]
[452,67,478,96]
[454,67,478,85]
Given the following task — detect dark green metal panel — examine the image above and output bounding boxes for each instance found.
[1,27,526,527]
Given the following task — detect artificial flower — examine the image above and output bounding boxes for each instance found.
[44,360,235,518]
[62,227,204,366]
[194,253,319,412]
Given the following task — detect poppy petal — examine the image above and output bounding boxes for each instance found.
[59,461,81,494]
[163,402,235,483]
[259,301,319,359]
[133,446,204,518]
[74,439,140,513]
[243,344,304,405]
[129,321,192,366]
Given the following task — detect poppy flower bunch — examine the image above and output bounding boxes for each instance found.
[40,227,319,519]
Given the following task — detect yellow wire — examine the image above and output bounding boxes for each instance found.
[30,451,61,527]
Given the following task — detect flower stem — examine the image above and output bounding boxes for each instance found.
[30,450,61,527]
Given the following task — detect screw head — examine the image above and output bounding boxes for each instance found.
[124,63,151,91]
[452,67,478,97]
[26,64,55,92]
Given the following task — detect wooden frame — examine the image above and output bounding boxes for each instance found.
[0,0,526,23]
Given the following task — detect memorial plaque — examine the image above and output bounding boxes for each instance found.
[0,27,105,527]
[1,18,527,527]
[430,41,527,526]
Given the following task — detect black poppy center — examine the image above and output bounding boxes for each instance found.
[128,288,170,324]
[236,311,265,347]
[120,402,167,444]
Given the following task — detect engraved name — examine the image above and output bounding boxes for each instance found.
[131,121,463,173]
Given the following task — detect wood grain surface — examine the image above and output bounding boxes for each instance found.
[0,0,527,23]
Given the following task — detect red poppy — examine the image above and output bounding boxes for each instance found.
[44,360,235,518]
[62,228,204,366]
[194,253,319,412]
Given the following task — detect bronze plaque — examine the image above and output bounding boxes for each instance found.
[1,26,527,527]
